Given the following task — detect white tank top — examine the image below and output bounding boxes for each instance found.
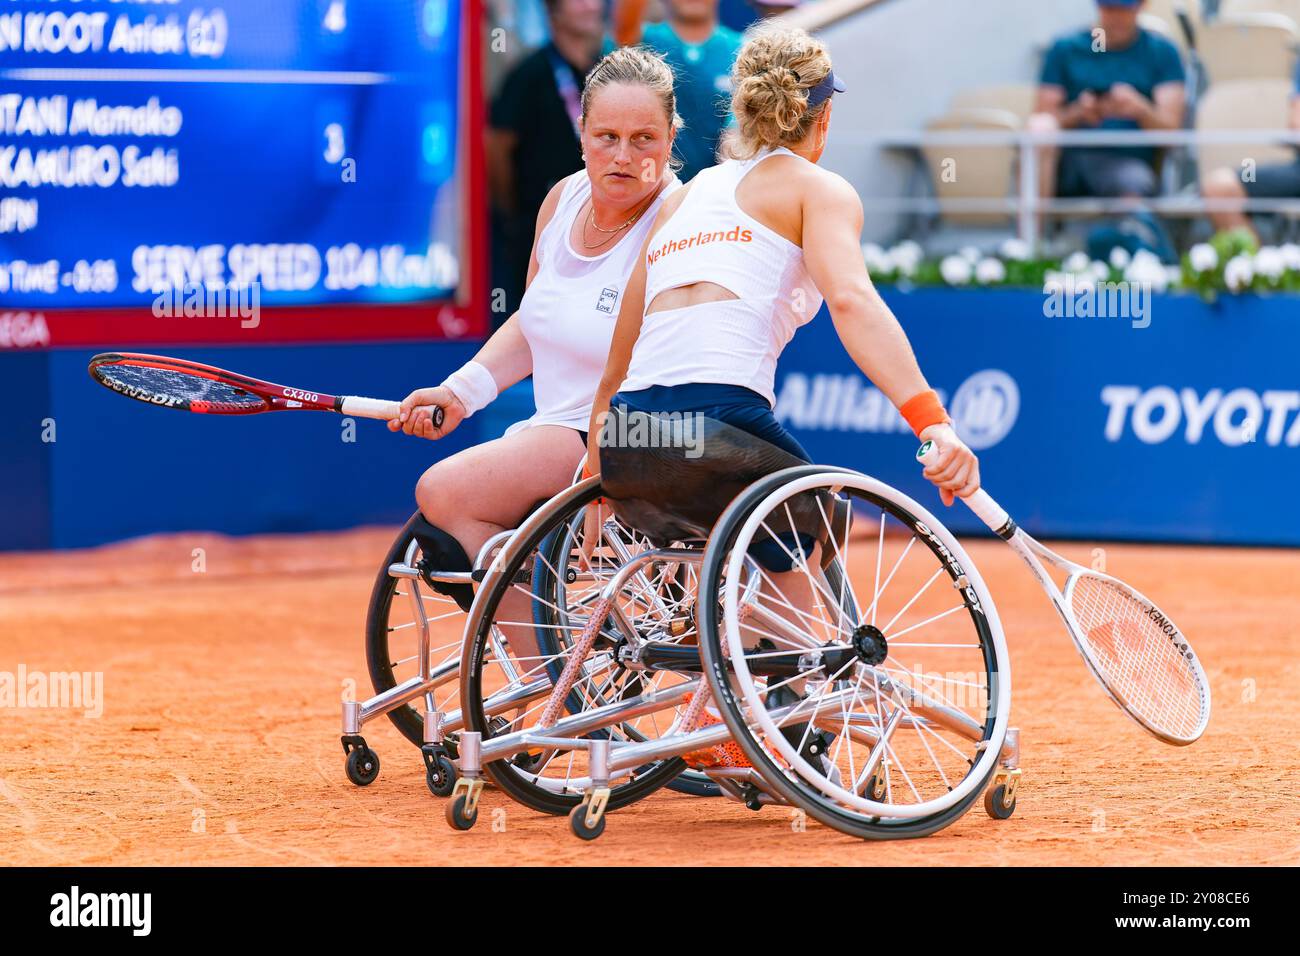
[620,147,823,406]
[508,170,680,435]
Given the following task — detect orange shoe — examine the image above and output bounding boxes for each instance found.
[681,708,753,770]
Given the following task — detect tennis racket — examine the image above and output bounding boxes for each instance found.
[88,352,443,428]
[917,440,1210,745]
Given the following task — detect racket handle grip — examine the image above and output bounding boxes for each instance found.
[915,440,1010,533]
[340,396,445,428]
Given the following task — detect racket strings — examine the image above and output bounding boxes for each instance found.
[102,364,265,410]
[1069,575,1205,740]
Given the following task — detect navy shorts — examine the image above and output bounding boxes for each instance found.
[610,383,813,571]
[610,383,811,462]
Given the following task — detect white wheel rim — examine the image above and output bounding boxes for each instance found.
[721,471,1012,821]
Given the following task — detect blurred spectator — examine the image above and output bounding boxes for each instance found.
[746,0,801,18]
[1031,0,1186,203]
[615,0,742,181]
[1201,63,1300,240]
[487,0,608,318]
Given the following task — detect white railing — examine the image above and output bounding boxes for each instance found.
[836,128,1300,245]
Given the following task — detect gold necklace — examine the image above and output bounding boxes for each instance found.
[579,182,664,249]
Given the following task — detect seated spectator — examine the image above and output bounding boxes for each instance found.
[1030,0,1186,205]
[1201,63,1300,240]
[487,0,609,318]
[615,0,742,181]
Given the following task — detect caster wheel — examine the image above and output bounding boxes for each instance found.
[741,785,764,812]
[425,754,457,798]
[445,793,479,831]
[568,803,606,841]
[864,769,887,802]
[345,747,380,786]
[984,784,1016,820]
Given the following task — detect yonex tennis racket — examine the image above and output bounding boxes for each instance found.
[88,352,443,427]
[917,440,1210,745]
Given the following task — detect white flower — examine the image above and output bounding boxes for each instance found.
[1063,250,1091,274]
[891,240,922,264]
[940,255,973,285]
[975,257,1006,284]
[1164,266,1183,289]
[1090,260,1110,280]
[959,245,983,264]
[861,242,891,273]
[1043,271,1066,294]
[1188,243,1218,273]
[888,241,923,277]
[1254,246,1285,280]
[1280,243,1300,270]
[1223,254,1254,292]
[1108,247,1132,270]
[1131,248,1162,271]
[1125,258,1168,294]
[999,238,1032,261]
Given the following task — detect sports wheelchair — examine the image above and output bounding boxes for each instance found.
[437,409,1021,840]
[339,463,720,799]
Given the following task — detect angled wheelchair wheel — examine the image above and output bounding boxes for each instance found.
[364,513,474,747]
[460,478,710,815]
[697,466,1012,840]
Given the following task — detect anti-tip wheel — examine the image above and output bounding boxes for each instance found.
[984,784,1016,820]
[864,768,888,802]
[568,803,606,841]
[344,747,380,786]
[445,793,479,831]
[425,753,457,798]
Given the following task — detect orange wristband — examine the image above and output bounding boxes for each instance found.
[581,460,605,505]
[899,389,950,439]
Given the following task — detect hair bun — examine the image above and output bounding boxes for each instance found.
[726,23,833,158]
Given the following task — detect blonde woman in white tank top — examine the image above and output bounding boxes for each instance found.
[590,23,981,510]
[384,48,682,599]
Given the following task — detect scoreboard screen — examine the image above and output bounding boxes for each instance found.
[0,0,472,331]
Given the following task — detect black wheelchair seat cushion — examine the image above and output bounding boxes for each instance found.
[597,406,830,551]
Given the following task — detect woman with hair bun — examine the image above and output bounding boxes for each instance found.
[585,22,981,770]
[589,23,979,510]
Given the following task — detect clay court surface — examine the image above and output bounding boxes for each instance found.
[2,526,1296,867]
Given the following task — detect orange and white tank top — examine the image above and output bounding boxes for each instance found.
[622,146,823,406]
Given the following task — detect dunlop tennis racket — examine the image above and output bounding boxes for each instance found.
[88,352,442,427]
[918,440,1210,745]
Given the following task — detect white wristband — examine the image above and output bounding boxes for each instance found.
[441,361,498,418]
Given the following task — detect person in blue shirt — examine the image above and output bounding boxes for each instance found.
[1031,0,1186,202]
[1201,60,1300,240]
[615,0,743,181]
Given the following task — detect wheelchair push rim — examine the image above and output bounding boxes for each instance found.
[701,468,1012,827]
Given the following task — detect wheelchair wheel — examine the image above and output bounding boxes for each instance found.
[697,467,1012,840]
[460,478,709,816]
[364,513,473,747]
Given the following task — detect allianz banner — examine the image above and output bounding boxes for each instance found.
[774,289,1299,546]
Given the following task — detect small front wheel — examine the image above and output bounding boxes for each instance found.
[445,793,479,831]
[425,753,457,798]
[568,803,606,841]
[984,784,1016,820]
[345,747,380,786]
